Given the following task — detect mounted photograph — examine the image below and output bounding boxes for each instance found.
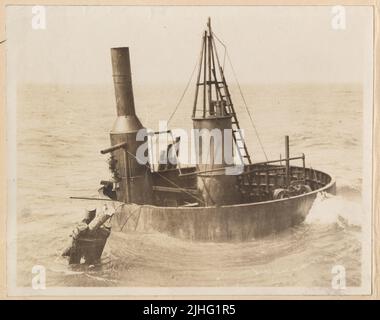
[5,5,374,296]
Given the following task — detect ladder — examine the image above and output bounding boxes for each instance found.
[217,70,252,165]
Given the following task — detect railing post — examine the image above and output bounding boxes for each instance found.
[285,135,290,187]
[302,153,306,182]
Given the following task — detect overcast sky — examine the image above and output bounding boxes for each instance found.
[6,5,373,85]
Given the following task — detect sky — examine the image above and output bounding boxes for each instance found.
[6,5,373,85]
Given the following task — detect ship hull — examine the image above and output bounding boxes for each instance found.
[112,169,336,241]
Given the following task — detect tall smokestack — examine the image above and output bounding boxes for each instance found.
[108,47,152,204]
[111,47,136,117]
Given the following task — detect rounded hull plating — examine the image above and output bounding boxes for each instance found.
[112,169,336,241]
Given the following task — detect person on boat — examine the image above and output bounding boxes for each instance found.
[62,205,113,265]
[62,207,96,263]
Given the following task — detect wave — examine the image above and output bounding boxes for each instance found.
[336,184,361,198]
[305,192,363,228]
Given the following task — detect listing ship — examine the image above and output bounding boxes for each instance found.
[97,18,335,241]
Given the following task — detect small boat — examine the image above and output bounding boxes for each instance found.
[98,18,336,241]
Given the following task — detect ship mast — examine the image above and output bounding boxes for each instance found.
[192,17,252,165]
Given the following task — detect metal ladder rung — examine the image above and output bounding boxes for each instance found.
[220,82,252,165]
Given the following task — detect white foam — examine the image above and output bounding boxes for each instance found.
[305,192,363,227]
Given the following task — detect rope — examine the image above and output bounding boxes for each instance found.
[167,55,199,125]
[226,51,269,161]
[211,32,226,70]
[213,32,269,162]
[119,204,142,231]
[124,149,205,205]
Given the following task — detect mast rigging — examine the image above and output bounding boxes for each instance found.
[192,17,252,165]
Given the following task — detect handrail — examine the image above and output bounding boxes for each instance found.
[249,155,304,167]
[178,155,305,177]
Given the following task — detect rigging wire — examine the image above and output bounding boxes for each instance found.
[212,32,269,162]
[211,32,227,70]
[167,54,200,125]
[124,149,205,205]
[226,51,269,162]
[119,204,142,231]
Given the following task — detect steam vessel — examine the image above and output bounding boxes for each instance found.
[98,19,336,241]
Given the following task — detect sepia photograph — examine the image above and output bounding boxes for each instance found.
[4,4,375,296]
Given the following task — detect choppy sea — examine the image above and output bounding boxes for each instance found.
[14,83,364,288]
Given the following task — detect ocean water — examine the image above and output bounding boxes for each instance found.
[14,83,364,288]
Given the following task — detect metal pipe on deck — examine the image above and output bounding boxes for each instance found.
[285,135,290,186]
[302,153,306,181]
[100,142,128,154]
